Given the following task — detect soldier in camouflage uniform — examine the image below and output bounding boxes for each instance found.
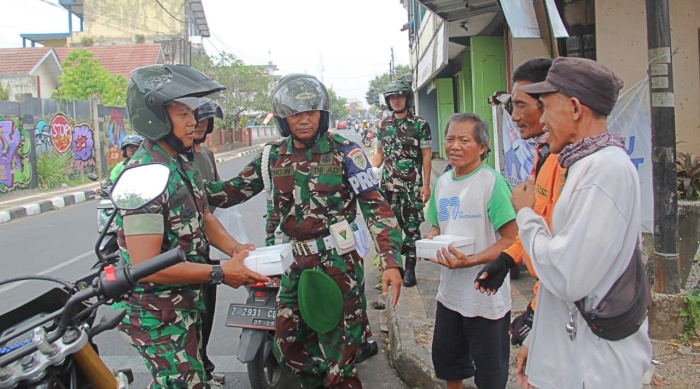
[206,74,404,389]
[371,80,433,287]
[116,64,268,389]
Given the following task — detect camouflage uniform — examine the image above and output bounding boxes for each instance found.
[377,112,432,263]
[206,132,403,388]
[116,139,209,389]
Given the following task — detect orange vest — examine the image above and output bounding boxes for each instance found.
[504,146,567,309]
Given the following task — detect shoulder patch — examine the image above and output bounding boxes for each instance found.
[342,145,377,195]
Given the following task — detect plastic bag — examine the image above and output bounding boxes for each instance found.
[353,220,371,258]
[210,206,250,260]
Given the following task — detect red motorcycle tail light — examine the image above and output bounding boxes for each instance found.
[254,291,267,298]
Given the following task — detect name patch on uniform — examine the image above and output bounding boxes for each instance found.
[271,167,295,177]
[310,165,342,175]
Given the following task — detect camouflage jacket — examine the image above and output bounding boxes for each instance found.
[377,112,432,191]
[116,139,208,312]
[206,132,403,269]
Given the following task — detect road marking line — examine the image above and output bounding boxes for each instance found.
[0,250,93,294]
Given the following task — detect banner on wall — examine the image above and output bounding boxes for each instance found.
[498,106,536,189]
[608,78,653,232]
[495,78,653,232]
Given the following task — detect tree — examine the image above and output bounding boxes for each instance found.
[365,64,412,108]
[54,49,127,106]
[0,83,9,101]
[192,53,272,129]
[328,88,348,122]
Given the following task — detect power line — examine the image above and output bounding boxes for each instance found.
[154,0,185,23]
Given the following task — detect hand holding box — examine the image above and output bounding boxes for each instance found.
[416,235,475,260]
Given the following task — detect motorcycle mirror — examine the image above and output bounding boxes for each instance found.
[87,173,99,181]
[110,163,170,210]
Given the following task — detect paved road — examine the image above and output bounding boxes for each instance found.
[0,129,405,388]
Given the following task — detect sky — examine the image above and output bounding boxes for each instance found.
[0,0,411,104]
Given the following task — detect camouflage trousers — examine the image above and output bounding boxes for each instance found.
[381,183,424,260]
[118,308,205,389]
[273,250,371,388]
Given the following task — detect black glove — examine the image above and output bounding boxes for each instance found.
[474,252,516,293]
[510,303,534,346]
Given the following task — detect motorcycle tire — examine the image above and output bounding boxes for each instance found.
[247,341,300,389]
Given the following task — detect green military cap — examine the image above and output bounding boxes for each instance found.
[298,268,344,334]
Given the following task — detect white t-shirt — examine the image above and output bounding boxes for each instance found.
[426,164,516,320]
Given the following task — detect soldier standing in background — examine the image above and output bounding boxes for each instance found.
[371,80,432,287]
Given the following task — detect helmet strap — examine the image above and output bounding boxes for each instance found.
[291,131,320,149]
[163,133,194,160]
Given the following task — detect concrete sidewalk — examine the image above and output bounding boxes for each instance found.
[0,144,265,224]
[386,158,536,389]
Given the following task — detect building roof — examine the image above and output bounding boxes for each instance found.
[54,44,165,79]
[0,47,60,76]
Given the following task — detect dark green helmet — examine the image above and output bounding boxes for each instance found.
[127,64,225,141]
[382,80,414,110]
[271,74,330,137]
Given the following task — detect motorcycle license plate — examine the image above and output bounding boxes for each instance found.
[225,304,277,329]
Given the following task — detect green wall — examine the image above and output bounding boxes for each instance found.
[469,36,507,168]
[435,78,454,158]
[432,36,506,164]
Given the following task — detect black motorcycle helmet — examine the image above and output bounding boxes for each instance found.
[120,134,143,158]
[382,80,414,113]
[271,74,330,145]
[127,64,225,153]
[194,100,224,144]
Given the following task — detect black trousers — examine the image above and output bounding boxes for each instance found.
[432,302,511,389]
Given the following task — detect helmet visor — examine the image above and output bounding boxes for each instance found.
[166,92,223,112]
[272,78,330,118]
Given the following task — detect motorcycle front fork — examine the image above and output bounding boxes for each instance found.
[73,342,130,388]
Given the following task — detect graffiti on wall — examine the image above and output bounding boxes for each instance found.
[50,113,73,154]
[34,120,51,155]
[71,124,95,173]
[0,115,32,192]
[106,109,126,166]
[40,113,97,174]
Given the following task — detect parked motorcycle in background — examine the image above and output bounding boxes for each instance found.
[0,164,182,389]
[214,207,298,389]
[88,173,119,261]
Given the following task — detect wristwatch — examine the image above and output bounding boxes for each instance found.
[209,265,224,285]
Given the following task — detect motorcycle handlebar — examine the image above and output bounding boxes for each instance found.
[97,247,185,301]
[128,247,185,283]
[0,248,185,368]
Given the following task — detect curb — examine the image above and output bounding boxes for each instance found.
[215,146,263,163]
[0,189,95,224]
[387,287,443,389]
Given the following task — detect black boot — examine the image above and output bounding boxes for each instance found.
[354,339,378,364]
[403,257,417,287]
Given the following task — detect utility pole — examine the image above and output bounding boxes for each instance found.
[646,0,680,294]
[182,0,190,65]
[389,48,395,81]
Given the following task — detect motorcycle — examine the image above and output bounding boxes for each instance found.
[0,163,184,389]
[226,228,298,389]
[362,128,374,147]
[87,173,119,263]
